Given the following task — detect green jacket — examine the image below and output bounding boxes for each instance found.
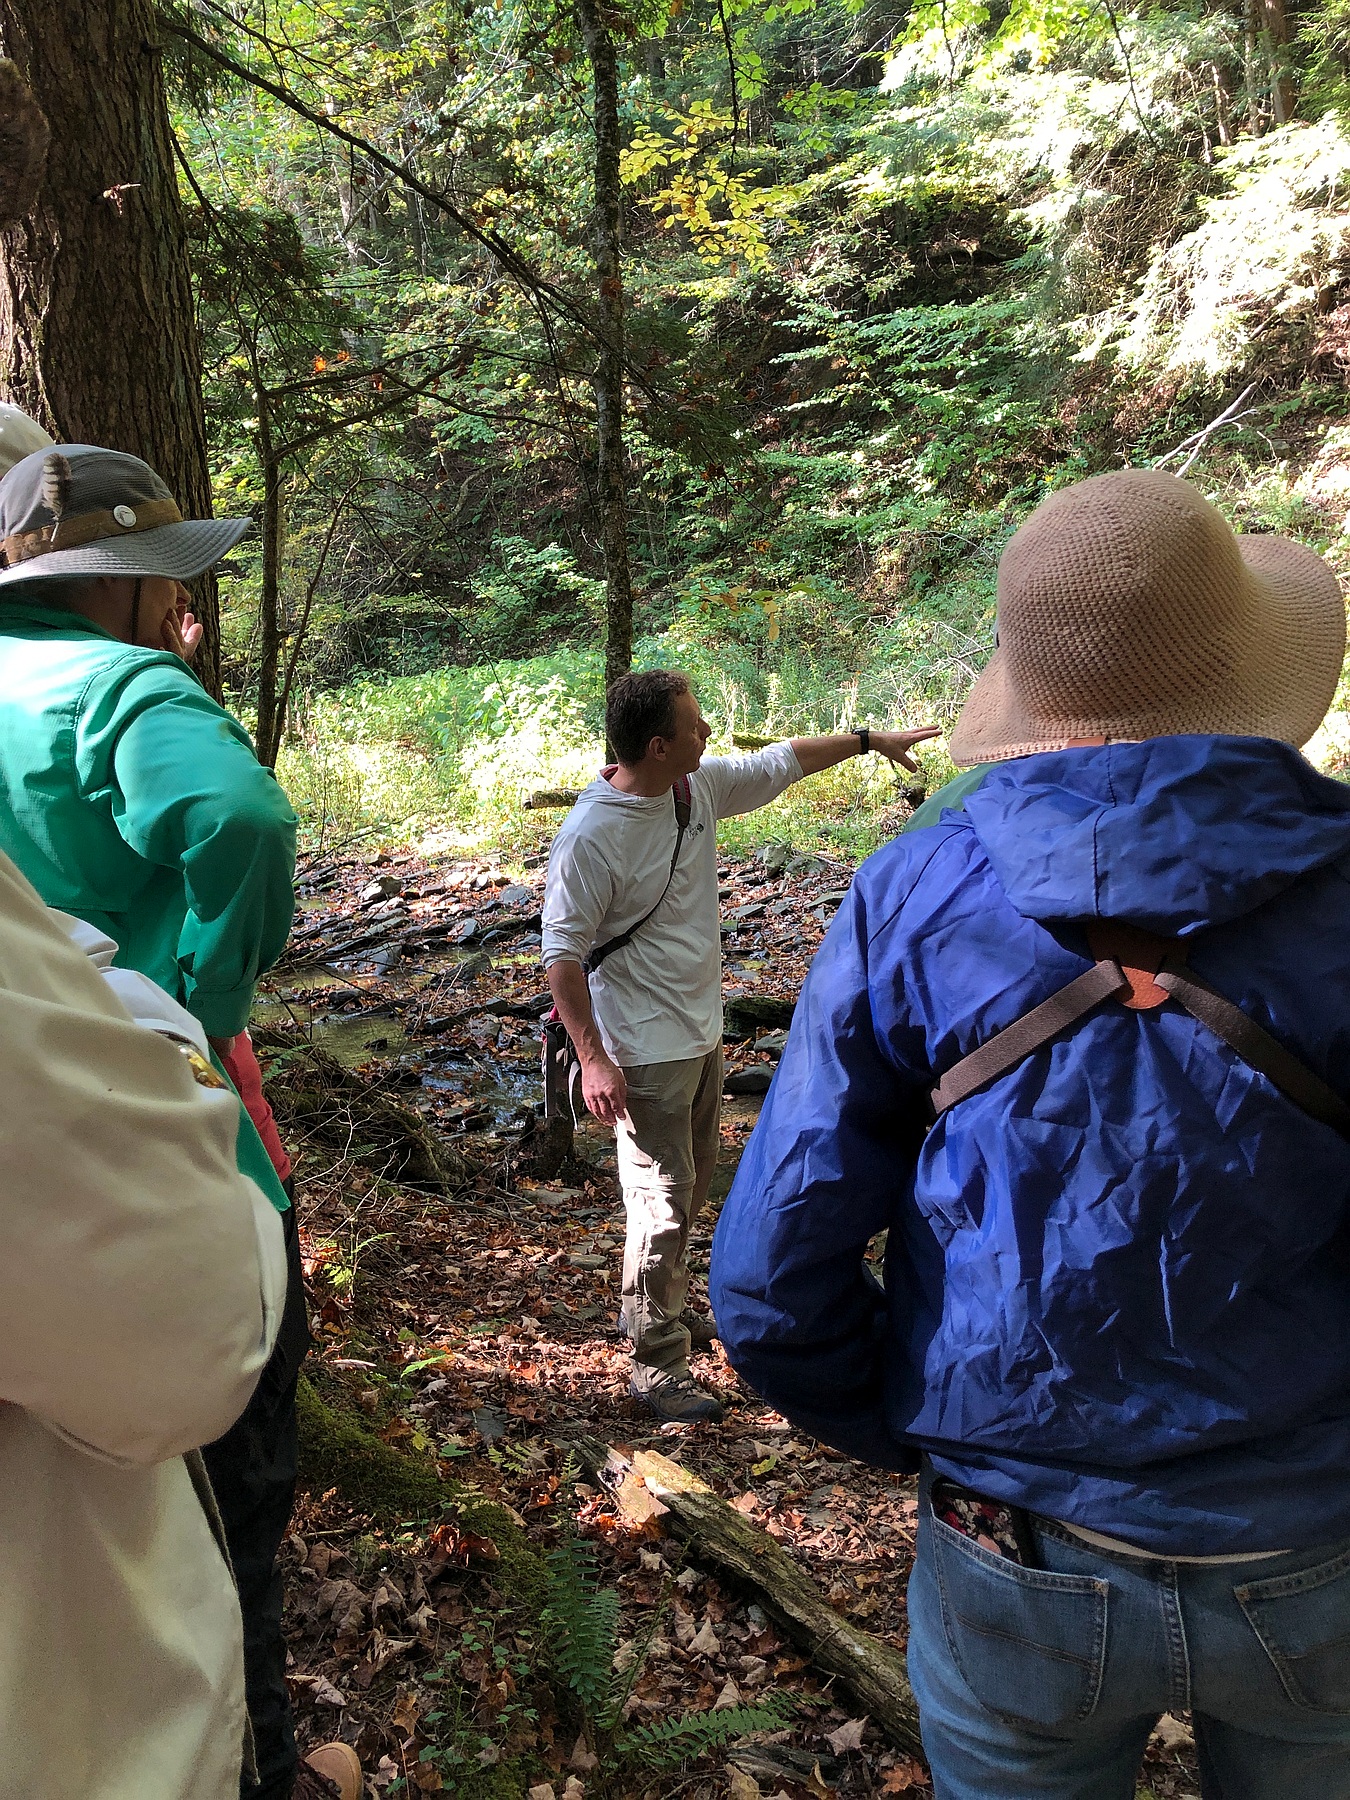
[902,762,992,832]
[0,603,297,1039]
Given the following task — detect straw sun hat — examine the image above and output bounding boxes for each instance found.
[948,468,1347,766]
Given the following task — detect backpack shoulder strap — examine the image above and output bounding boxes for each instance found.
[583,778,694,976]
[1157,964,1350,1141]
[930,920,1350,1142]
[930,959,1126,1118]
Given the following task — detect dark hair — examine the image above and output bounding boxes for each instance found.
[0,575,93,608]
[606,669,691,766]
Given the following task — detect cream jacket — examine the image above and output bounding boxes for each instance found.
[0,853,286,1800]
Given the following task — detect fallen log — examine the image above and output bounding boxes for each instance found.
[580,1441,923,1754]
[251,1029,472,1189]
[724,993,796,1038]
[525,788,580,809]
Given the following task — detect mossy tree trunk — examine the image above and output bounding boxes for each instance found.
[0,0,223,696]
[575,0,634,712]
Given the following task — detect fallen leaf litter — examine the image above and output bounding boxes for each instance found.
[262,839,1203,1799]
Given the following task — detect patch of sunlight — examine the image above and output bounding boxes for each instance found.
[1105,116,1350,381]
[1306,704,1350,776]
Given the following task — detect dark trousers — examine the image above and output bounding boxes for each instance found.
[204,1198,312,1800]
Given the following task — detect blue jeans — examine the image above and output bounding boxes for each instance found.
[908,1465,1350,1799]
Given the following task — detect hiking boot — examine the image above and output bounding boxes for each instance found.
[683,1309,719,1351]
[294,1743,363,1800]
[615,1307,719,1351]
[291,1767,341,1800]
[631,1368,726,1424]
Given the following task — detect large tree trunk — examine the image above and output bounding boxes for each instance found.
[575,0,634,707]
[0,0,223,696]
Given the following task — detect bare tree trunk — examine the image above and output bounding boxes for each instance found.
[1212,62,1234,146]
[1260,0,1297,124]
[575,0,634,705]
[0,0,223,695]
[1244,0,1266,133]
[253,392,284,770]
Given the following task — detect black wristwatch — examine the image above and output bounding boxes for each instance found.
[854,727,870,755]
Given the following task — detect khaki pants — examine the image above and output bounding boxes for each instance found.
[615,1047,723,1384]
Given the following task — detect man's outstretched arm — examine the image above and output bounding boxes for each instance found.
[704,728,941,823]
[789,726,940,776]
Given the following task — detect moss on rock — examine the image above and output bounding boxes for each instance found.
[295,1371,545,1607]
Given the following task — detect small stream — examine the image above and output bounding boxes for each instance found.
[253,948,764,1158]
[252,953,544,1133]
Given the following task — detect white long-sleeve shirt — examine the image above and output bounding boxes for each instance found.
[542,745,803,1065]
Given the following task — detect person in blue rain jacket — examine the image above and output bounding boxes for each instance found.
[711,468,1350,1800]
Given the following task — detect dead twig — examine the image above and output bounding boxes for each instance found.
[1153,383,1262,476]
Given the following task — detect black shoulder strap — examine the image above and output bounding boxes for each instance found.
[930,920,1350,1143]
[584,775,693,976]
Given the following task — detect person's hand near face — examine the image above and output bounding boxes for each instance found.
[136,578,201,663]
[159,586,203,663]
[44,574,203,664]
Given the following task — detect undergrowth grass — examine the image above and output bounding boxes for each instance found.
[275,629,974,863]
[271,445,1350,864]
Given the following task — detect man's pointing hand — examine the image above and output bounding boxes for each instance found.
[868,726,942,771]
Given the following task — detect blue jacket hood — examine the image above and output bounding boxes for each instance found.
[964,736,1350,935]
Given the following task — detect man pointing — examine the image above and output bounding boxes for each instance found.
[543,669,937,1423]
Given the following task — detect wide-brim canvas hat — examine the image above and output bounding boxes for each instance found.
[0,443,249,588]
[949,468,1346,766]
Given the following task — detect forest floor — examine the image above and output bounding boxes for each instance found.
[256,837,1203,1800]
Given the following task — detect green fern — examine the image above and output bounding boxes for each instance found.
[619,1697,796,1771]
[540,1490,796,1778]
[487,1438,550,1480]
[540,1531,621,1716]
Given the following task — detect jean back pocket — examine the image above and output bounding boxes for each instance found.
[931,1514,1109,1729]
[1236,1543,1350,1714]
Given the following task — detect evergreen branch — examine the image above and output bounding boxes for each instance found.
[159,4,659,401]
